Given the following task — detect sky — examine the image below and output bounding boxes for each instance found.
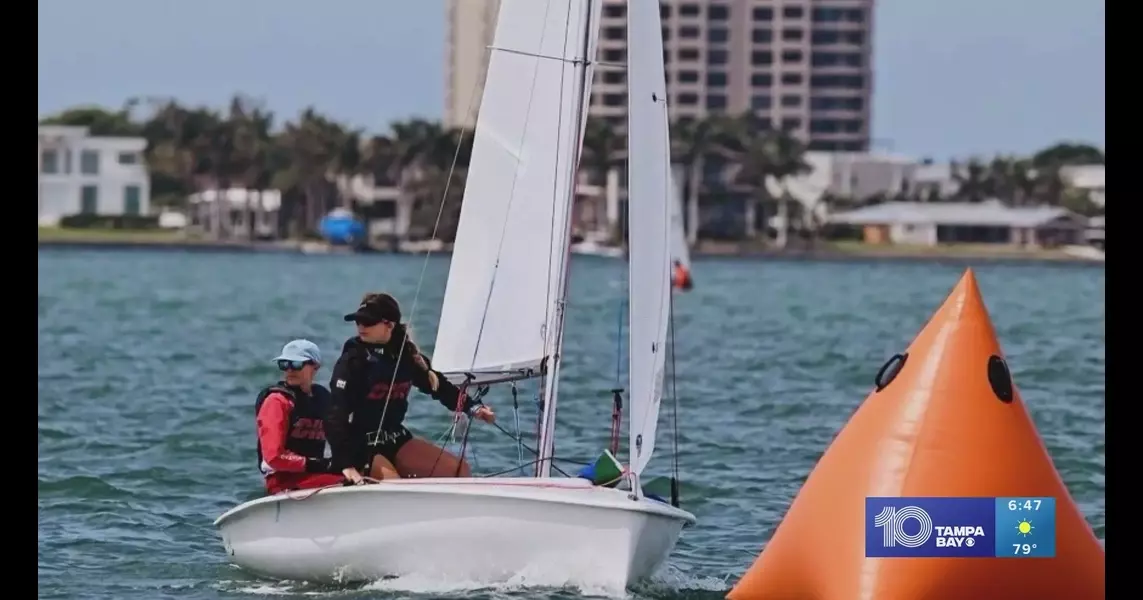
[38,0,1104,161]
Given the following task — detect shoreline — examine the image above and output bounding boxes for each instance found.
[38,237,303,254]
[38,233,1105,267]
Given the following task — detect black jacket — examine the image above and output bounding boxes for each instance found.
[325,336,478,470]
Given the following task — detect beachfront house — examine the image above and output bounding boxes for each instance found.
[827,200,1089,247]
[38,125,151,226]
[187,188,282,240]
[1085,215,1105,250]
[691,151,925,240]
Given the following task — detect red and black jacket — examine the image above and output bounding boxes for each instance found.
[254,382,335,476]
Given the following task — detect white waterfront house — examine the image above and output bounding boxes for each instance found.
[38,125,151,225]
[827,200,1089,247]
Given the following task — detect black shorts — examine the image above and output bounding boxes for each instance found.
[364,426,413,468]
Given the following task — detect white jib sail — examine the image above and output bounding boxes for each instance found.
[626,0,672,478]
[433,0,600,385]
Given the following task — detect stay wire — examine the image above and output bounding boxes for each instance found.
[668,293,682,502]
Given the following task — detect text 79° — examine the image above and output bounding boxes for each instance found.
[1013,544,1037,555]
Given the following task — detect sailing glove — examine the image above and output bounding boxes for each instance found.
[464,399,485,416]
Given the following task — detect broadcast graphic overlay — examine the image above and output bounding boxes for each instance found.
[866,497,994,557]
[866,497,1058,558]
[994,497,1056,558]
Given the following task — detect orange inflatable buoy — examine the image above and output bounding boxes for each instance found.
[728,268,1104,600]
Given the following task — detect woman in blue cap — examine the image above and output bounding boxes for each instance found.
[254,339,345,494]
[326,293,496,484]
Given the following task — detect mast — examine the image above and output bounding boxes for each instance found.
[535,0,597,478]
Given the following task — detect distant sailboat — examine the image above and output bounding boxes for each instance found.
[669,175,693,290]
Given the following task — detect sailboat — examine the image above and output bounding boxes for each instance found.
[213,0,694,589]
[668,171,693,290]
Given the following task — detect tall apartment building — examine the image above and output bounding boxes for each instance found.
[444,0,501,129]
[445,0,874,152]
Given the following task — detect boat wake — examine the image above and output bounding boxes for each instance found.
[216,563,728,599]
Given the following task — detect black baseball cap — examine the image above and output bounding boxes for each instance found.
[343,293,402,324]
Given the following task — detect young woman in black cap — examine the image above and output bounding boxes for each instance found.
[325,292,496,484]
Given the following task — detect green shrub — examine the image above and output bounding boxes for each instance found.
[58,214,160,230]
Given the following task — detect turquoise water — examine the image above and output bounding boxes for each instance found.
[37,249,1104,599]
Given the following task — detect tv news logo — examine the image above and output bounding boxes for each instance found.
[873,505,935,548]
[865,497,993,557]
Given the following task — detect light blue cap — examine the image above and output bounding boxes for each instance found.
[273,339,321,365]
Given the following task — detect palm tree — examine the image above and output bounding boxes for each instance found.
[216,95,277,239]
[1032,143,1104,167]
[39,92,1105,248]
[408,125,473,242]
[331,130,364,209]
[728,119,811,247]
[984,155,1037,207]
[1030,166,1066,206]
[670,116,733,246]
[39,104,141,137]
[952,158,993,203]
[138,101,224,231]
[273,108,346,237]
[385,119,450,239]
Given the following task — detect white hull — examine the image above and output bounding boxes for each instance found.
[215,477,695,590]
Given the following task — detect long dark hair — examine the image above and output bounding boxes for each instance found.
[386,322,423,366]
[362,292,431,374]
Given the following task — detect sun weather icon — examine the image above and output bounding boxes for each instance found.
[994,497,1056,557]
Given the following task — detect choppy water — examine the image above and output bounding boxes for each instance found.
[38,249,1104,600]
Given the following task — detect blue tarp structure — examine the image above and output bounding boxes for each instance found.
[318,209,366,245]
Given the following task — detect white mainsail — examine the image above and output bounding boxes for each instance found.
[433,0,601,389]
[625,0,673,478]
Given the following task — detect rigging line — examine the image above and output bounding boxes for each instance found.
[540,0,578,351]
[467,0,560,373]
[511,382,525,474]
[536,0,597,478]
[430,382,472,477]
[613,294,625,387]
[483,458,573,478]
[482,459,542,478]
[534,0,581,457]
[539,0,580,448]
[539,0,585,340]
[485,418,592,467]
[523,0,571,464]
[659,98,682,491]
[668,288,682,491]
[370,24,488,443]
